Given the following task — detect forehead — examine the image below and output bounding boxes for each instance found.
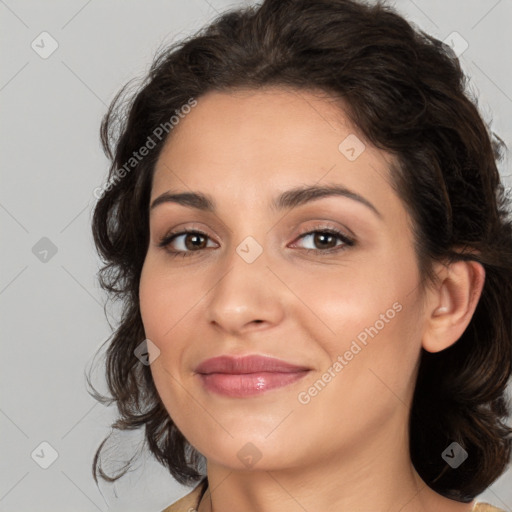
[151,87,399,218]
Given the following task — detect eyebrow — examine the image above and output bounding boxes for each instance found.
[150,184,382,218]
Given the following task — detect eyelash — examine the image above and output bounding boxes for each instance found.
[157,225,355,258]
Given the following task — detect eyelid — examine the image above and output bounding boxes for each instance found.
[292,222,354,241]
[157,220,215,240]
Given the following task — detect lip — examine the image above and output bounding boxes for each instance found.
[195,355,311,398]
[195,354,310,374]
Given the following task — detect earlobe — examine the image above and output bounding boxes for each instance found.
[422,260,485,353]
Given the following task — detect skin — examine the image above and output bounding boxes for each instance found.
[139,87,485,512]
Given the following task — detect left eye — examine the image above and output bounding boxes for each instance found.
[292,229,354,252]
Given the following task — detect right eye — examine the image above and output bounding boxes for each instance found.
[158,229,218,257]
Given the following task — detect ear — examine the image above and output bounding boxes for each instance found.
[422,259,486,353]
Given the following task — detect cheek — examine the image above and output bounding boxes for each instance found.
[300,251,422,378]
[139,263,165,340]
[289,263,402,339]
[139,262,193,416]
[334,296,422,405]
[139,258,200,342]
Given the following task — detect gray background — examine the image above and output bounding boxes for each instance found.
[1,0,511,511]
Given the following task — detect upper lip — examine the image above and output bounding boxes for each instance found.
[195,355,311,375]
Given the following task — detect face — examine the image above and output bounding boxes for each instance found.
[139,87,427,472]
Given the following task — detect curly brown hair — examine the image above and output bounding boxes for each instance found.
[88,0,512,502]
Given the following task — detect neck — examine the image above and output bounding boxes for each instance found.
[197,416,475,512]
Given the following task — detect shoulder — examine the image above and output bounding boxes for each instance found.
[473,502,507,512]
[159,489,508,512]
[161,480,206,512]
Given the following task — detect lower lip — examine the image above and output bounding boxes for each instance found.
[198,371,310,397]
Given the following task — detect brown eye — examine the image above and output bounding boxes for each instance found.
[312,232,338,249]
[293,229,354,253]
[183,232,208,250]
[158,229,217,256]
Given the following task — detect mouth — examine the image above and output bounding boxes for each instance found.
[194,354,311,398]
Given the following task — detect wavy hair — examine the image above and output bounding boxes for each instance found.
[88,0,512,502]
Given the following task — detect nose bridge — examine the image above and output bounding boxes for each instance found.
[205,232,283,333]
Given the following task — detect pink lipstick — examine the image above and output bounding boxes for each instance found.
[195,354,310,398]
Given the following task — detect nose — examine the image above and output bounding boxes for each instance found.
[205,245,285,336]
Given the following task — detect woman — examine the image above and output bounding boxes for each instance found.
[89,0,512,510]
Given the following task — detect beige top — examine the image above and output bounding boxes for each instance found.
[161,481,506,512]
